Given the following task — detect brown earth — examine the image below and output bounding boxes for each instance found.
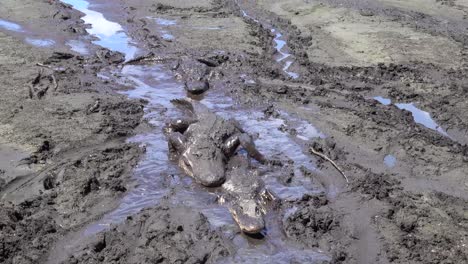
[1,0,467,263]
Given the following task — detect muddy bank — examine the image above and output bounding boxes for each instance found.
[0,1,145,263]
[1,0,468,263]
[65,204,230,264]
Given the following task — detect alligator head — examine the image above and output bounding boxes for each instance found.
[222,156,275,234]
[227,190,272,234]
[178,139,226,187]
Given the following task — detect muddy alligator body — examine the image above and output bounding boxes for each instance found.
[165,99,266,187]
[220,154,275,234]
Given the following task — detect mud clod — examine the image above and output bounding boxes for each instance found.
[351,172,401,200]
[378,192,468,264]
[66,205,230,264]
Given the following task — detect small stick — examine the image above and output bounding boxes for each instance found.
[51,74,58,90]
[310,147,349,184]
[36,63,53,69]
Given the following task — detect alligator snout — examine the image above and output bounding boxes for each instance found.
[198,170,226,187]
[230,202,265,234]
[238,217,265,235]
[184,80,209,95]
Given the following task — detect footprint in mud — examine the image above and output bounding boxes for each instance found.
[28,69,58,99]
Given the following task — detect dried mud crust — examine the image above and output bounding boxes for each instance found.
[350,171,468,264]
[0,1,147,263]
[223,1,468,263]
[351,171,401,201]
[0,196,62,264]
[237,0,468,134]
[377,191,468,264]
[282,203,350,263]
[231,0,468,190]
[66,205,230,264]
[107,1,468,263]
[0,51,145,263]
[41,144,143,227]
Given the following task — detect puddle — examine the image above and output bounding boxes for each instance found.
[25,38,55,47]
[271,29,299,79]
[0,19,23,32]
[66,40,89,54]
[148,17,177,42]
[61,0,137,60]
[240,10,260,23]
[240,9,299,79]
[395,103,449,136]
[161,32,174,41]
[0,19,57,48]
[384,154,397,168]
[282,60,299,79]
[374,96,392,106]
[374,96,449,136]
[154,18,177,26]
[271,30,290,62]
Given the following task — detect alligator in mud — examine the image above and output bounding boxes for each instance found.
[219,154,276,234]
[125,52,230,95]
[174,58,211,95]
[165,99,266,187]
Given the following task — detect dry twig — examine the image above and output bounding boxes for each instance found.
[36,63,53,69]
[310,146,349,184]
[51,74,58,90]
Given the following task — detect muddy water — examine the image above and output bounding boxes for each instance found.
[384,154,397,168]
[271,29,299,79]
[0,19,24,32]
[374,96,450,137]
[0,18,56,48]
[57,0,329,261]
[61,0,137,60]
[240,8,299,79]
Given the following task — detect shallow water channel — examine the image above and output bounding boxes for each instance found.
[58,0,329,262]
[0,18,56,48]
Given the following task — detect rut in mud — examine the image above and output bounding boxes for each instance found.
[44,0,337,262]
[1,0,468,263]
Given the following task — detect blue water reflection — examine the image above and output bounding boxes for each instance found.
[25,38,55,47]
[374,97,449,136]
[384,155,397,168]
[0,19,23,32]
[61,0,137,59]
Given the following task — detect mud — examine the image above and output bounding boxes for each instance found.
[1,0,468,263]
[65,204,230,264]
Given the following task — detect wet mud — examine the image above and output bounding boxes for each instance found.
[1,0,468,263]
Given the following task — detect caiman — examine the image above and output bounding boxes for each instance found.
[165,99,266,187]
[219,154,276,234]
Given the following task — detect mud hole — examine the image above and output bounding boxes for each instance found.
[1,0,468,263]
